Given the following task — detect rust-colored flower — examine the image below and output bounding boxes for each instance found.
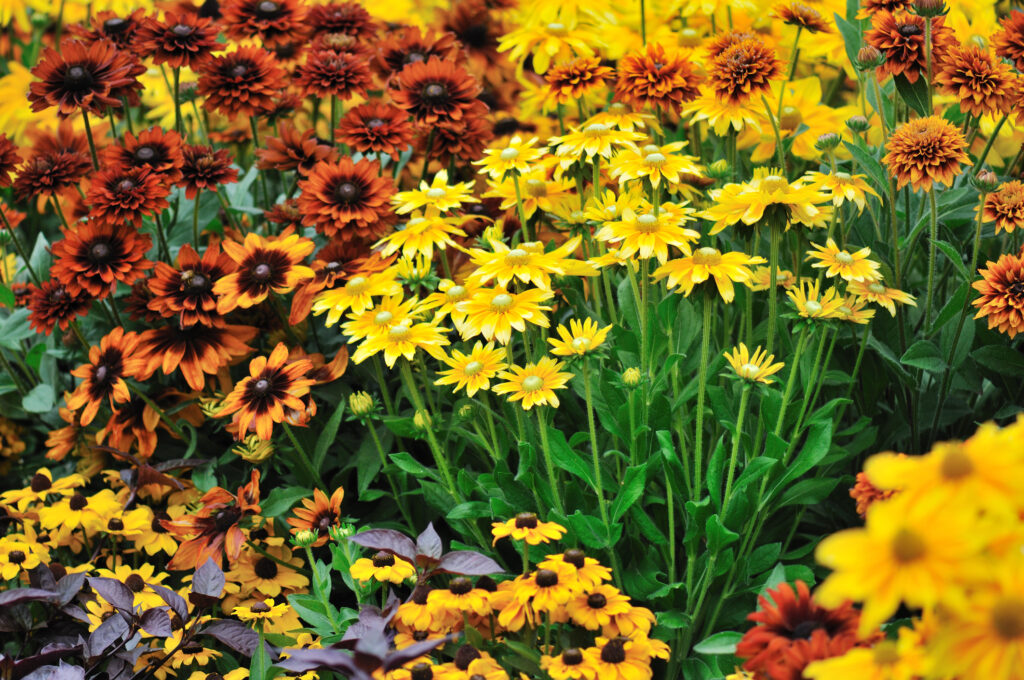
[707,37,781,105]
[101,127,185,184]
[441,0,506,78]
[864,10,954,84]
[28,39,140,116]
[70,10,147,50]
[984,181,1024,235]
[51,223,153,299]
[287,486,345,546]
[295,47,373,100]
[705,30,757,60]
[136,12,220,68]
[615,43,702,112]
[973,252,1024,339]
[392,56,484,125]
[213,231,315,314]
[26,280,93,335]
[994,10,1024,71]
[546,56,614,103]
[419,116,493,166]
[882,115,970,191]
[737,581,867,680]
[256,122,334,176]
[265,199,304,230]
[179,145,239,199]
[222,0,308,49]
[123,279,162,323]
[13,153,91,200]
[196,46,286,119]
[336,103,413,159]
[164,469,262,569]
[86,166,170,228]
[308,2,380,40]
[772,2,831,33]
[66,327,145,426]
[0,134,20,188]
[217,343,315,440]
[855,0,912,19]
[298,157,396,242]
[148,243,236,327]
[99,396,160,459]
[935,44,1013,117]
[850,470,896,518]
[375,26,460,79]
[135,323,257,391]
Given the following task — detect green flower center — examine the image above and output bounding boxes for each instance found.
[521,375,545,391]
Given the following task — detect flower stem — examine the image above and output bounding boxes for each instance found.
[582,359,610,528]
[721,385,751,517]
[399,360,461,504]
[81,109,99,171]
[512,172,533,241]
[282,422,326,491]
[694,292,713,496]
[0,209,40,285]
[535,407,566,516]
[774,326,809,436]
[973,113,1009,174]
[766,224,782,356]
[367,420,414,529]
[192,193,201,248]
[924,188,939,328]
[760,95,787,175]
[173,66,183,136]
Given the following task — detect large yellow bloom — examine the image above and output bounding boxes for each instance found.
[549,124,644,166]
[609,141,704,192]
[498,16,603,74]
[702,168,830,234]
[548,318,612,356]
[457,286,553,344]
[786,279,844,319]
[392,169,478,215]
[351,320,449,367]
[435,341,507,397]
[341,295,420,342]
[804,625,927,680]
[595,208,699,263]
[741,78,856,162]
[474,136,546,180]
[653,247,765,302]
[312,271,403,325]
[484,166,576,219]
[846,279,917,317]
[376,212,469,260]
[493,356,574,409]
[467,237,581,289]
[806,239,880,282]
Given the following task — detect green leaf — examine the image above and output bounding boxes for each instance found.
[564,511,620,549]
[705,514,739,553]
[893,73,930,117]
[546,425,595,489]
[313,399,346,470]
[931,281,969,334]
[610,464,648,522]
[447,501,490,520]
[766,422,833,503]
[288,593,335,633]
[260,486,311,518]
[973,345,1024,377]
[777,478,841,508]
[22,384,55,413]
[389,452,439,480]
[842,140,889,193]
[250,632,270,680]
[0,308,35,350]
[0,283,14,308]
[834,14,864,70]
[934,240,968,281]
[693,631,743,655]
[900,340,946,372]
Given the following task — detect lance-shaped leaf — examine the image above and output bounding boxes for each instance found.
[415,523,443,567]
[200,620,273,659]
[436,551,504,576]
[347,530,417,564]
[87,577,134,613]
[0,588,59,608]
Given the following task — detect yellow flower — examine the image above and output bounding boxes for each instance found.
[804,626,927,680]
[583,186,645,223]
[491,513,567,546]
[498,17,603,74]
[483,166,575,219]
[584,103,655,132]
[846,279,917,317]
[418,279,480,333]
[806,171,880,213]
[467,237,580,290]
[392,169,478,215]
[746,266,797,291]
[233,598,290,622]
[435,341,507,396]
[312,271,402,326]
[565,584,633,630]
[594,208,699,264]
[542,648,599,680]
[474,136,545,180]
[457,285,553,345]
[0,535,49,580]
[787,279,844,319]
[349,551,417,584]
[549,124,645,166]
[724,344,784,383]
[609,141,704,191]
[427,577,492,617]
[548,318,612,356]
[806,239,880,282]
[683,87,762,136]
[351,320,449,368]
[341,295,419,342]
[702,168,830,234]
[653,248,765,302]
[493,356,574,409]
[376,212,468,260]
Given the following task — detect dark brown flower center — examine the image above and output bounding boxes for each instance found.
[152,511,170,533]
[992,596,1024,640]
[789,619,822,639]
[334,181,361,203]
[8,550,25,564]
[213,506,242,531]
[561,648,584,665]
[257,0,281,16]
[372,551,395,567]
[185,273,208,290]
[182,643,205,654]
[454,645,481,671]
[90,241,112,262]
[30,473,52,493]
[252,263,272,281]
[563,548,586,568]
[254,557,279,579]
[117,179,136,193]
[449,577,473,595]
[535,569,558,588]
[476,575,497,592]
[367,118,385,129]
[107,518,125,531]
[600,638,627,663]
[251,601,272,613]
[940,447,973,479]
[587,592,607,609]
[1008,281,1024,297]
[252,378,271,394]
[230,63,250,79]
[514,512,538,528]
[171,23,194,38]
[469,675,486,680]
[422,82,448,101]
[104,17,128,32]
[410,663,433,680]
[125,573,146,592]
[898,23,922,37]
[135,146,156,162]
[69,494,88,511]
[64,65,94,90]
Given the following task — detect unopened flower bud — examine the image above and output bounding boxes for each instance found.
[707,159,731,180]
[914,0,944,17]
[814,132,841,152]
[677,27,702,47]
[458,403,475,419]
[971,170,1000,193]
[349,391,375,418]
[292,529,318,548]
[330,524,354,541]
[846,115,871,133]
[414,409,433,432]
[232,434,274,463]
[857,46,883,71]
[622,367,643,388]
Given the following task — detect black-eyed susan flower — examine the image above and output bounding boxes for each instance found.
[226,544,309,597]
[468,237,580,290]
[804,626,926,680]
[973,253,1024,338]
[846,278,916,317]
[882,116,971,192]
[747,266,797,291]
[341,295,419,343]
[95,563,169,609]
[514,561,580,612]
[349,550,416,584]
[835,297,876,324]
[595,208,699,264]
[983,181,1024,235]
[614,42,703,112]
[287,486,345,547]
[806,239,880,282]
[787,279,844,320]
[213,232,315,315]
[542,648,598,680]
[351,320,450,367]
[539,549,612,589]
[50,222,153,300]
[724,344,785,384]
[493,356,573,409]
[702,169,829,234]
[474,135,545,180]
[653,248,765,302]
[708,36,781,105]
[548,318,611,356]
[66,327,145,426]
[546,55,613,104]
[427,577,492,617]
[483,166,576,219]
[312,270,403,326]
[805,172,879,213]
[0,467,86,513]
[583,636,653,680]
[39,488,122,535]
[393,169,478,215]
[0,535,49,580]
[233,598,291,622]
[435,341,507,396]
[566,584,632,630]
[457,285,553,345]
[585,103,653,133]
[609,141,704,191]
[297,157,396,243]
[497,17,600,74]
[392,56,483,124]
[491,512,567,545]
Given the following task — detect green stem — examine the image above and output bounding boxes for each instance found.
[399,360,461,504]
[721,386,751,517]
[0,209,40,285]
[973,113,1009,173]
[760,95,787,175]
[511,173,532,241]
[694,292,713,497]
[192,193,201,248]
[535,408,566,516]
[774,326,809,436]
[250,117,271,210]
[81,109,99,171]
[766,224,782,356]
[367,421,414,529]
[582,359,610,529]
[639,0,646,45]
[282,422,326,490]
[173,66,183,135]
[924,188,939,328]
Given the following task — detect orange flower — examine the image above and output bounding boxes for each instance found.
[196,46,285,119]
[221,0,308,48]
[287,486,345,547]
[392,56,484,125]
[983,181,1024,235]
[213,232,315,314]
[66,327,145,426]
[297,158,396,242]
[50,223,153,300]
[708,37,781,105]
[614,43,702,112]
[994,9,1024,71]
[864,11,954,84]
[935,44,1014,118]
[972,252,1024,339]
[86,166,170,229]
[882,116,970,192]
[547,56,614,104]
[28,38,140,116]
[773,2,831,33]
[217,343,316,440]
[134,323,257,392]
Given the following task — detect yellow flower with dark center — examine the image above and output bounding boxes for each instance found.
[351,320,449,367]
[213,232,315,315]
[539,549,612,589]
[468,237,581,290]
[846,278,916,317]
[474,135,545,180]
[514,561,580,612]
[549,318,612,356]
[226,544,310,597]
[0,535,49,580]
[549,124,645,166]
[392,169,478,215]
[376,212,469,261]
[95,563,169,609]
[233,598,290,622]
[566,584,633,630]
[427,577,492,617]
[584,635,654,680]
[491,512,567,545]
[806,239,880,282]
[542,648,598,680]
[653,247,765,302]
[457,285,553,345]
[724,344,785,384]
[350,551,416,584]
[342,295,420,342]
[99,508,151,540]
[806,171,880,213]
[497,17,602,74]
[0,467,86,513]
[493,356,574,409]
[787,279,844,319]
[609,141,704,190]
[595,208,699,264]
[39,488,122,534]
[312,270,403,326]
[435,341,507,396]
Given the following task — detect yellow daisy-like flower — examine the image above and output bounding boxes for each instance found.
[493,356,574,409]
[233,598,290,622]
[392,169,478,215]
[497,17,602,74]
[341,295,419,343]
[427,577,492,617]
[804,625,927,680]
[542,648,598,680]
[609,141,704,190]
[806,171,880,213]
[846,279,917,317]
[483,166,576,219]
[723,343,785,384]
[351,320,449,368]
[583,186,645,223]
[653,247,766,302]
[548,318,612,356]
[595,208,700,264]
[806,239,880,282]
[787,279,844,319]
[312,270,403,326]
[349,551,417,584]
[435,341,507,397]
[376,212,468,260]
[702,168,830,234]
[457,285,553,345]
[491,513,567,545]
[467,237,580,290]
[683,87,762,136]
[418,279,480,333]
[835,296,876,325]
[474,135,545,180]
[549,124,645,166]
[584,103,654,132]
[0,535,49,580]
[747,266,797,291]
